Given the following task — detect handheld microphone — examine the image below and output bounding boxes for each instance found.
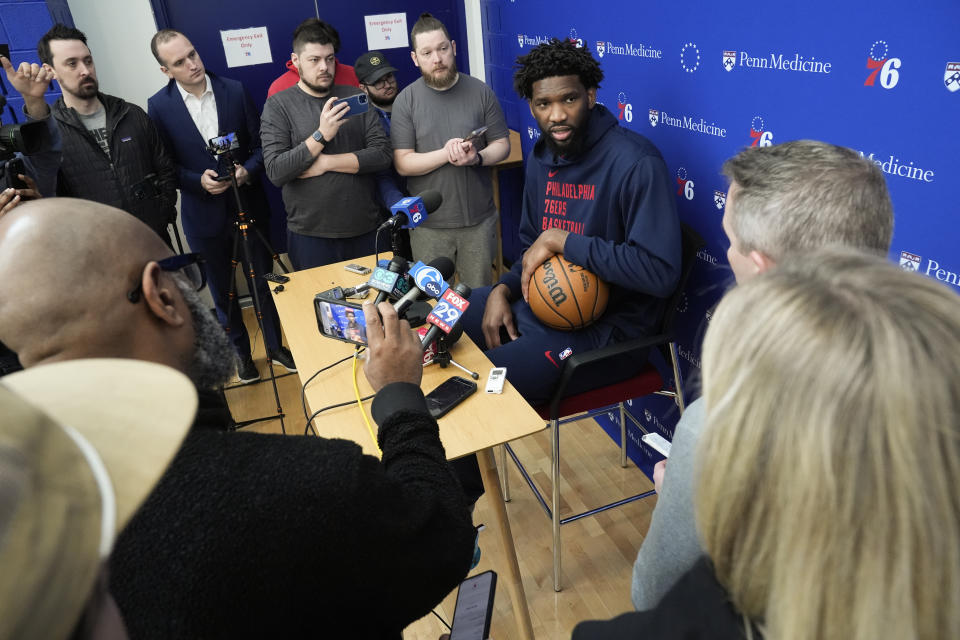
[378,190,443,231]
[393,256,455,315]
[369,256,407,305]
[421,283,472,352]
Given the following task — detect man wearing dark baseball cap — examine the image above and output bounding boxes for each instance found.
[356,50,413,257]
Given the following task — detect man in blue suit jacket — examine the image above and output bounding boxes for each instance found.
[148,30,294,383]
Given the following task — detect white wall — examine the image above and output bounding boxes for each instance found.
[464,0,485,81]
[66,0,161,110]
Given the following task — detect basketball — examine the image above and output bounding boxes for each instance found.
[528,256,609,330]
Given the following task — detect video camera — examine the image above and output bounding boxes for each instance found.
[0,94,49,190]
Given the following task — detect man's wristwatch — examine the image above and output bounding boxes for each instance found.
[312,130,326,145]
[475,152,484,167]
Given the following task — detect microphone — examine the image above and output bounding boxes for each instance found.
[369,256,407,305]
[378,190,443,231]
[393,256,455,315]
[421,283,472,352]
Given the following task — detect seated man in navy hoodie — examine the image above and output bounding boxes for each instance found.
[462,38,680,405]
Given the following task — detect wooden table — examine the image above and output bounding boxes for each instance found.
[271,256,541,640]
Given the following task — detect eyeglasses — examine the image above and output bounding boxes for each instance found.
[126,253,207,303]
[369,73,396,89]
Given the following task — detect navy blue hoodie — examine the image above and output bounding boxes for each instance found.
[499,104,681,339]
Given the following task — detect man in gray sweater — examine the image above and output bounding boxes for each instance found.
[261,18,391,270]
[631,140,895,610]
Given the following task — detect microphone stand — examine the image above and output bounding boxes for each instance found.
[425,333,480,379]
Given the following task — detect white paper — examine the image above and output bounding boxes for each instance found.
[221,27,272,68]
[364,13,408,50]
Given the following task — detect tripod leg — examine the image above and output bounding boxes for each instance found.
[249,223,291,274]
[223,229,242,344]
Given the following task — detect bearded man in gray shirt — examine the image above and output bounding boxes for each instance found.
[261,18,391,270]
[391,13,510,288]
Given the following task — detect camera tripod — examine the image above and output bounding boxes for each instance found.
[217,153,291,433]
[424,325,480,380]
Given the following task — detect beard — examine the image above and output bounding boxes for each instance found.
[301,75,333,94]
[174,277,237,389]
[422,63,458,89]
[542,123,589,159]
[367,91,396,108]
[73,77,99,99]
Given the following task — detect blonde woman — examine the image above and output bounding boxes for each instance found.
[575,249,960,639]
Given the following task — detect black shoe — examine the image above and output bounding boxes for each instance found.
[269,347,297,372]
[236,356,261,384]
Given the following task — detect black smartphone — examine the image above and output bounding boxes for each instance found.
[314,295,368,345]
[336,93,369,117]
[425,376,477,419]
[261,272,290,284]
[450,570,497,640]
[0,44,10,60]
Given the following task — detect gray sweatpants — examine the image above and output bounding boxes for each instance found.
[409,213,498,288]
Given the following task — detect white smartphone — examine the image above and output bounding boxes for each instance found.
[641,432,672,457]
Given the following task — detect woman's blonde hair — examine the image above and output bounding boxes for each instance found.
[696,249,960,640]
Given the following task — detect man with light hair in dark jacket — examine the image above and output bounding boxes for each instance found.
[39,24,177,243]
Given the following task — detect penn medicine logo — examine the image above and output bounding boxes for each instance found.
[594,40,662,60]
[899,251,921,271]
[857,149,934,183]
[900,251,960,289]
[518,34,550,49]
[527,125,540,140]
[749,116,773,147]
[676,167,694,200]
[864,40,901,89]
[649,108,726,137]
[725,49,831,74]
[723,50,736,71]
[945,62,960,92]
[714,190,726,210]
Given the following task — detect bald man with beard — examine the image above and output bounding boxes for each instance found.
[0,199,476,639]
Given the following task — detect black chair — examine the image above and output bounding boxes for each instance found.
[500,223,704,591]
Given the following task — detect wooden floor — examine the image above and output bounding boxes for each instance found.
[227,309,657,639]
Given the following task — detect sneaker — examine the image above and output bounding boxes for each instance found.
[236,356,261,384]
[269,347,297,372]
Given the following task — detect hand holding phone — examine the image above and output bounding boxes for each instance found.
[335,93,369,117]
[362,300,424,391]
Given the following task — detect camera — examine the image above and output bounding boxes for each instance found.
[207,132,239,156]
[0,96,50,190]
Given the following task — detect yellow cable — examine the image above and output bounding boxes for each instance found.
[353,348,381,456]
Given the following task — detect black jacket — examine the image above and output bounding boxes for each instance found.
[52,93,178,236]
[573,557,754,640]
[109,383,475,639]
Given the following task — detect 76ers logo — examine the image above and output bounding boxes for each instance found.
[864,40,901,89]
[749,116,773,147]
[676,167,694,200]
[616,91,633,122]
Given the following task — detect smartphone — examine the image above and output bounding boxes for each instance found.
[641,432,672,458]
[314,295,368,345]
[261,272,290,284]
[463,125,489,144]
[344,263,372,275]
[450,570,497,640]
[0,44,10,60]
[336,93,369,117]
[425,376,477,419]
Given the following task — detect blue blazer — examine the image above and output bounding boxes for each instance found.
[148,73,271,239]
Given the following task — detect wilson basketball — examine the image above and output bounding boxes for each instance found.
[529,256,609,330]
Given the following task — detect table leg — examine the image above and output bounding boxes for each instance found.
[477,447,534,640]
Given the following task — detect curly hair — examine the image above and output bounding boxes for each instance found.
[513,38,603,100]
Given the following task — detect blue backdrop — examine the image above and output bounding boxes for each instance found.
[481,0,960,476]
